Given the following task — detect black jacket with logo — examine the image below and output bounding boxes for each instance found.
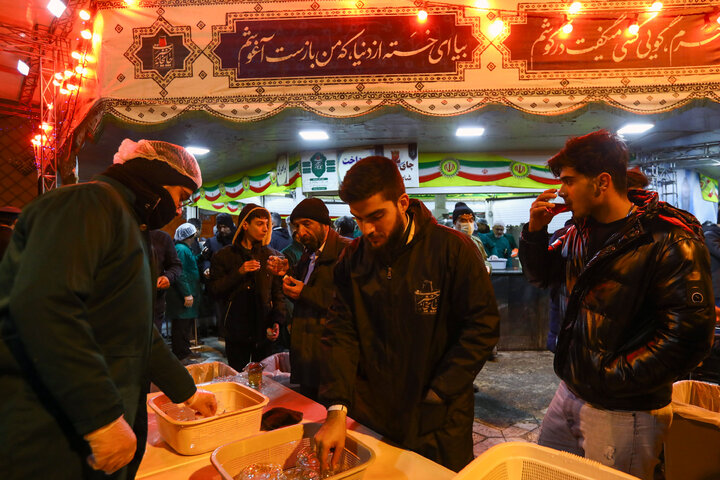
[319,199,499,471]
[520,189,715,411]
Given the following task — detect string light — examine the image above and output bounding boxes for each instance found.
[79,9,91,20]
[561,21,573,35]
[568,2,582,15]
[417,9,428,22]
[627,15,640,35]
[71,51,81,60]
[80,30,92,39]
[649,2,663,12]
[488,19,504,38]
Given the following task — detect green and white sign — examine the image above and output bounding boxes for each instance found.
[300,151,339,192]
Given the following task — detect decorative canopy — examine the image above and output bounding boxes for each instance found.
[84,0,720,129]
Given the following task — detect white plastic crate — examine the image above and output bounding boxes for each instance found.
[454,442,640,480]
[211,422,375,480]
[148,381,268,455]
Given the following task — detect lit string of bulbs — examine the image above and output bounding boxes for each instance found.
[31,8,97,162]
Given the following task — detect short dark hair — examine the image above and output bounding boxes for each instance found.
[246,208,269,224]
[339,156,405,204]
[548,130,628,193]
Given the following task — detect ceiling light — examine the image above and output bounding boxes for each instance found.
[417,9,428,23]
[79,9,91,20]
[561,21,573,35]
[185,146,210,156]
[46,0,66,17]
[299,130,329,140]
[474,0,490,9]
[81,30,92,39]
[456,127,485,137]
[618,123,654,135]
[649,2,663,12]
[17,60,29,76]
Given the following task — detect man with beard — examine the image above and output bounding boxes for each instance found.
[280,198,351,400]
[314,157,500,472]
[208,204,285,371]
[519,130,715,479]
[0,139,217,479]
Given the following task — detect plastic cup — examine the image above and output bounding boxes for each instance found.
[246,362,263,389]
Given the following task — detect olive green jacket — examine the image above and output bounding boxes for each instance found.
[0,177,196,479]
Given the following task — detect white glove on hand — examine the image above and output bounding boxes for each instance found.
[185,389,218,417]
[84,415,137,474]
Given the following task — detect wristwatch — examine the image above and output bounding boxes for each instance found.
[327,404,348,414]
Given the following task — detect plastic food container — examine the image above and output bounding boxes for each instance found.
[454,442,639,480]
[149,361,240,393]
[186,361,240,385]
[148,381,268,455]
[211,422,375,480]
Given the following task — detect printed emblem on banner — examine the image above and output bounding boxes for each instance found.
[242,176,250,189]
[310,152,327,178]
[440,158,460,178]
[124,16,202,89]
[415,280,440,315]
[510,161,530,179]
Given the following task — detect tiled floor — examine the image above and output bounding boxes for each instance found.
[178,334,560,459]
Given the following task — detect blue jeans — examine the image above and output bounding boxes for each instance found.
[539,382,672,480]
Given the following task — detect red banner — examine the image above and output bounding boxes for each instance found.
[505,9,720,72]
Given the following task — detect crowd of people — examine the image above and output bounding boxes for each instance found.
[0,130,717,480]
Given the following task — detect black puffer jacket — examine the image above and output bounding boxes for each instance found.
[319,199,499,471]
[520,189,715,411]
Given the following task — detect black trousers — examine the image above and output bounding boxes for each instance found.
[225,339,271,372]
[171,317,194,360]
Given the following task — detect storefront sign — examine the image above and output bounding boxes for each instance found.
[300,151,339,192]
[338,144,419,188]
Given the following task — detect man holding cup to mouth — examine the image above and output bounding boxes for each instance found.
[519,130,715,480]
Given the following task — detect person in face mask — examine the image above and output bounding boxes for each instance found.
[452,202,487,262]
[0,139,217,480]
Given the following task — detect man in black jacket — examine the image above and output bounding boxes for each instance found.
[315,157,499,472]
[519,130,715,480]
[208,204,285,371]
[281,198,351,400]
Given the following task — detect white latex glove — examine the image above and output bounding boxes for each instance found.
[84,415,137,474]
[185,389,218,417]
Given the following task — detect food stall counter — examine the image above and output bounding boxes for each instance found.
[137,375,455,480]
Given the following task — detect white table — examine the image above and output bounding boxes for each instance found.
[137,376,454,480]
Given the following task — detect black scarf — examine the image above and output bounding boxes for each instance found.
[101,163,178,230]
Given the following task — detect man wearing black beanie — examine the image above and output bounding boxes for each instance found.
[280,198,351,400]
[0,139,217,480]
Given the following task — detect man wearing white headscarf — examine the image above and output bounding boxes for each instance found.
[0,139,217,480]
